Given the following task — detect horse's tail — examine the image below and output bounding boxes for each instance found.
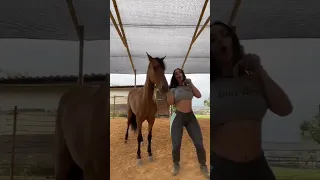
[127,92,137,133]
[130,112,137,133]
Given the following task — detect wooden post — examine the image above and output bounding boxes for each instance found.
[78,25,84,85]
[10,106,18,180]
[113,95,116,119]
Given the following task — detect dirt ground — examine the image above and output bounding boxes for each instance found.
[110,117,210,180]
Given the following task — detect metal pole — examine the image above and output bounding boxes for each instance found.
[78,25,84,85]
[10,106,18,180]
[134,69,137,88]
[113,95,116,118]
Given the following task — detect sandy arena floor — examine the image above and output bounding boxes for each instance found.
[110,117,210,180]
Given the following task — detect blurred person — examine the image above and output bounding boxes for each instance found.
[210,21,293,180]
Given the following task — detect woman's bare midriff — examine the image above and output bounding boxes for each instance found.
[175,100,193,113]
[212,120,262,162]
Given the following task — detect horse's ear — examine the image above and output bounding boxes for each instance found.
[146,52,152,60]
[161,56,167,60]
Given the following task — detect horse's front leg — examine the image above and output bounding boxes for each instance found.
[147,118,155,162]
[136,120,143,166]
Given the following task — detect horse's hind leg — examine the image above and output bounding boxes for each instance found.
[147,118,155,162]
[125,105,133,143]
[124,118,130,143]
[136,119,143,166]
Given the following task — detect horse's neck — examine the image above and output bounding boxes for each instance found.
[142,75,155,101]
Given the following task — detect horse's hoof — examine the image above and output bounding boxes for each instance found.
[148,156,153,162]
[137,159,142,166]
[124,140,127,144]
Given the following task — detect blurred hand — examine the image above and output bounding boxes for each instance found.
[238,53,262,72]
[184,78,192,86]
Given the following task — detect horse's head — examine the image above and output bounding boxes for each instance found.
[146,52,169,93]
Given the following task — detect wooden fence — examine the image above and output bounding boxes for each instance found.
[110,95,127,118]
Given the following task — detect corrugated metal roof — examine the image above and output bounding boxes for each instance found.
[0,73,107,84]
[0,0,108,41]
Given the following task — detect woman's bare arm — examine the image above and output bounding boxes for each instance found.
[256,67,293,116]
[166,91,175,105]
[190,82,202,98]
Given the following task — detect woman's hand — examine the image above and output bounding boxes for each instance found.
[184,78,192,86]
[238,53,263,73]
[184,78,202,98]
[239,53,293,116]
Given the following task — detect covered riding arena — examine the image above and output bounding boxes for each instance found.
[110,0,210,179]
[111,0,320,179]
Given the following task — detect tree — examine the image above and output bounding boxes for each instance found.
[300,121,310,135]
[204,95,210,107]
[307,112,320,143]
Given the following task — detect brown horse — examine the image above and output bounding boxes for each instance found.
[125,53,169,165]
[55,77,109,180]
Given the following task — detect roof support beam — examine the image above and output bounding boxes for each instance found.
[65,0,81,39]
[110,0,136,76]
[228,0,243,30]
[65,0,84,85]
[181,0,209,70]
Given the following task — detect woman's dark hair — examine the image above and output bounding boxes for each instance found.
[211,21,245,78]
[169,68,186,89]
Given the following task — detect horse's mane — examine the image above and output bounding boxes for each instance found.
[154,57,166,70]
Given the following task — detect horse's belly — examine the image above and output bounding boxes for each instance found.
[63,126,86,169]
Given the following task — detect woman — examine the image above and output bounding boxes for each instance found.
[210,21,293,180]
[166,68,210,179]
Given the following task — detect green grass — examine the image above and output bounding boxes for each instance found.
[195,114,210,119]
[272,167,320,180]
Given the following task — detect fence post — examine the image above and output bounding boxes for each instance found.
[113,95,116,119]
[10,106,18,180]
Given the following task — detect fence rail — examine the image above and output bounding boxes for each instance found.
[110,95,128,118]
[0,106,55,178]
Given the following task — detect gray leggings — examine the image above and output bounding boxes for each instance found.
[170,110,206,165]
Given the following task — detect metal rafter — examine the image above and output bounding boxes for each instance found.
[65,0,84,85]
[110,0,136,76]
[228,0,243,30]
[65,0,81,38]
[181,0,209,70]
